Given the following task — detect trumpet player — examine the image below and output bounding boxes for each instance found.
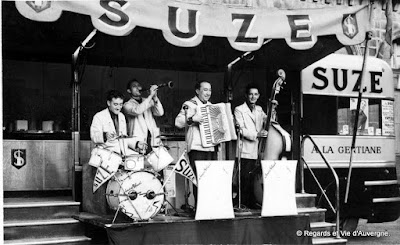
[123,78,164,154]
[234,83,268,209]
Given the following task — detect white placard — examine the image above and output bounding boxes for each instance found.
[195,160,234,220]
[261,160,297,216]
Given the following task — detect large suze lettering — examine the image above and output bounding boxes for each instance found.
[99,0,129,27]
[168,6,198,39]
[287,15,312,42]
[311,67,383,94]
[94,1,358,50]
[232,13,258,43]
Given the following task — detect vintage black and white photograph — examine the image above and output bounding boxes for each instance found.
[2,0,400,244]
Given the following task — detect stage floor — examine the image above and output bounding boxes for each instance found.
[75,211,312,244]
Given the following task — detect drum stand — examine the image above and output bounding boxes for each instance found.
[180,179,195,216]
[111,204,122,224]
[234,126,252,215]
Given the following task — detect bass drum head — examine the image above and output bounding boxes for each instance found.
[106,170,165,220]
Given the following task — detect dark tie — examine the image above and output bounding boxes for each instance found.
[113,115,119,135]
[146,130,152,154]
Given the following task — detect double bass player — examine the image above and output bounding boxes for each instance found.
[234,83,268,209]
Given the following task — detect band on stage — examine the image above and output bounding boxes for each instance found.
[88,77,290,221]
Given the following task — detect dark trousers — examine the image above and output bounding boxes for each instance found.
[188,150,217,206]
[234,158,258,209]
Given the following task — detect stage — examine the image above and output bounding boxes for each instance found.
[74,211,312,244]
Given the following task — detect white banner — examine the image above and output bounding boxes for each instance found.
[15,1,369,51]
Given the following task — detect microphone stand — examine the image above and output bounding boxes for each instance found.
[180,105,195,215]
[234,125,252,215]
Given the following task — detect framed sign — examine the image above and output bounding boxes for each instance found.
[11,149,26,169]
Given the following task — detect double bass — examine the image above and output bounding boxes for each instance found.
[253,69,292,204]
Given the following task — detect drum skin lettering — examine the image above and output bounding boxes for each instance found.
[106,170,165,220]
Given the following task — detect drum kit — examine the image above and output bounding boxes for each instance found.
[90,138,174,223]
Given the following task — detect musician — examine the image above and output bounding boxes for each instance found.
[90,90,147,155]
[123,79,164,153]
[234,83,268,209]
[175,80,218,202]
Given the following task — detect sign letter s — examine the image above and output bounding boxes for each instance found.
[99,0,129,27]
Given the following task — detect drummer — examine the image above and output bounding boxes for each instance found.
[90,89,147,155]
[123,78,164,154]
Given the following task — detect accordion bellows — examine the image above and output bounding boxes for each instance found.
[199,103,237,147]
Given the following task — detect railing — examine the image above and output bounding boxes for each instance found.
[300,134,341,239]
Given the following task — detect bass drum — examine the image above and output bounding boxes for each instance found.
[106,170,165,221]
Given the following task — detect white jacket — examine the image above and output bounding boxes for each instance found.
[175,96,215,152]
[234,102,266,159]
[123,97,164,147]
[90,108,138,154]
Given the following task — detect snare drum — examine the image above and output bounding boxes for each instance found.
[106,170,165,221]
[123,154,144,171]
[146,146,174,172]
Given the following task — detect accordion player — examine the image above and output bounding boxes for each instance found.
[198,103,237,147]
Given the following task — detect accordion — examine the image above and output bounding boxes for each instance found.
[199,103,237,147]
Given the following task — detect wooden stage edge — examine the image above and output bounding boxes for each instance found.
[74,211,312,244]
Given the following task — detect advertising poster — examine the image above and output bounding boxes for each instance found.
[382,100,394,136]
[349,98,369,134]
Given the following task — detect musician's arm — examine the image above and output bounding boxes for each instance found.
[151,99,164,117]
[261,108,267,119]
[123,97,153,116]
[90,115,105,144]
[175,102,197,128]
[175,105,188,129]
[234,109,257,141]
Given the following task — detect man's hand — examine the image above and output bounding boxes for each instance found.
[257,130,268,138]
[136,141,148,154]
[192,112,202,124]
[105,132,118,142]
[149,85,158,98]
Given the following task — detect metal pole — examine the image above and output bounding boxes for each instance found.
[344,31,371,203]
[182,106,192,212]
[236,127,242,209]
[71,29,97,201]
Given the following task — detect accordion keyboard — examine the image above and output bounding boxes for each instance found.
[199,103,237,147]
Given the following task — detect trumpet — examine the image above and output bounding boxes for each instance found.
[140,81,174,92]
